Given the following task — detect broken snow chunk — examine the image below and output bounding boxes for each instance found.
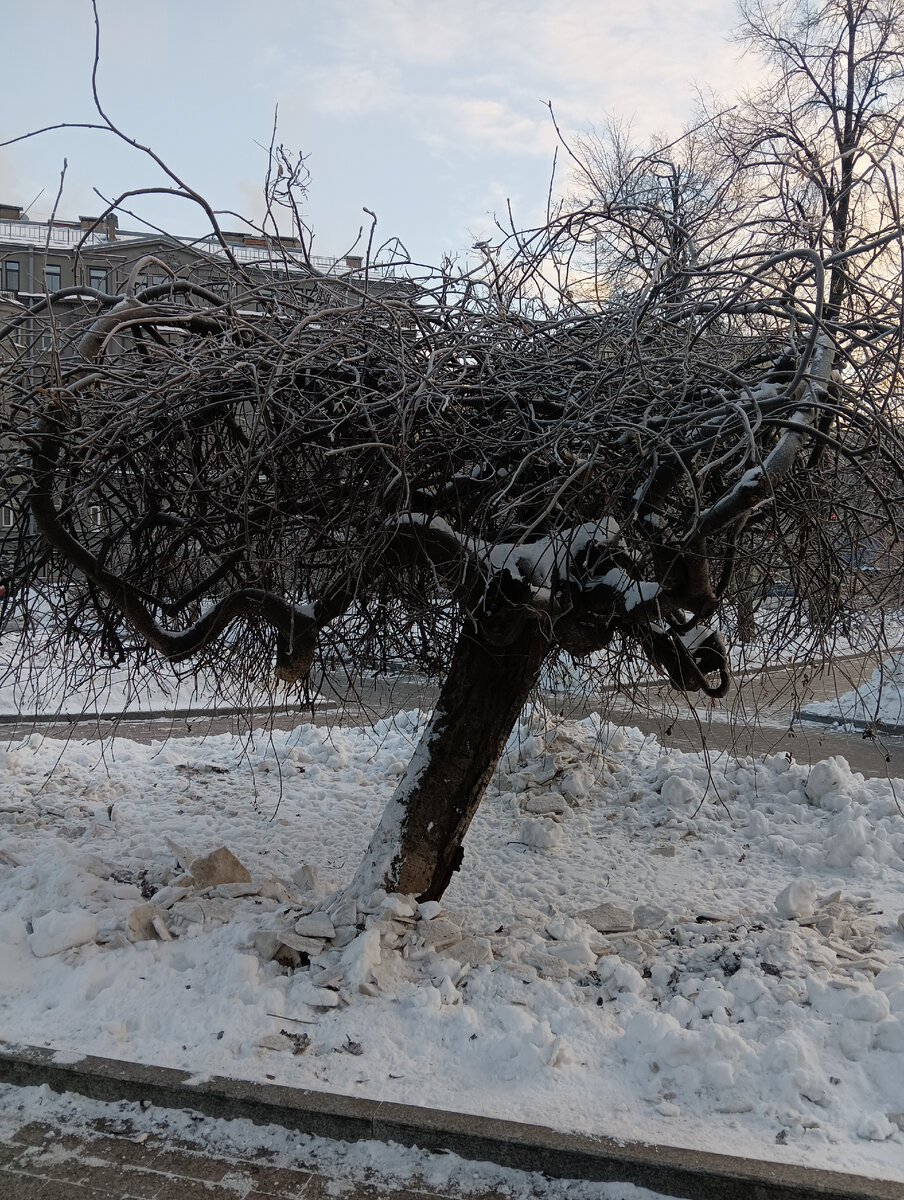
[805,758,853,810]
[30,910,98,957]
[518,818,562,850]
[253,932,282,961]
[807,977,890,1022]
[278,931,327,955]
[418,900,443,921]
[549,940,597,968]
[597,956,644,994]
[171,901,204,927]
[340,927,382,993]
[775,880,817,921]
[857,1112,896,1141]
[579,902,635,934]
[660,775,699,807]
[694,982,732,1017]
[419,918,463,950]
[292,864,320,893]
[165,836,197,873]
[213,881,260,899]
[150,885,190,910]
[257,879,290,902]
[381,894,418,920]
[523,792,566,816]
[312,988,340,1008]
[294,911,336,939]
[126,904,170,943]
[188,846,252,889]
[559,766,594,804]
[151,914,173,942]
[436,975,459,1005]
[444,936,494,967]
[634,904,669,930]
[546,917,583,942]
[521,951,570,980]
[530,755,558,786]
[330,896,358,927]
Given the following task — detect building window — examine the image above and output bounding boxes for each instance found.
[0,505,15,530]
[89,267,107,292]
[44,264,62,292]
[89,504,104,530]
[4,260,19,292]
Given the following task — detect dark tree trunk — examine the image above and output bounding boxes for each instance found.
[735,577,758,644]
[353,618,550,903]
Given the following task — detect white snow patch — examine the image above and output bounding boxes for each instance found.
[0,710,901,1182]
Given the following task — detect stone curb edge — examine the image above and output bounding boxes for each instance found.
[794,710,904,737]
[0,1043,898,1200]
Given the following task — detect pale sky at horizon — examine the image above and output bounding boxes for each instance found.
[1,1,764,266]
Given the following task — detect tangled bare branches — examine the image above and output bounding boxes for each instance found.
[2,203,902,702]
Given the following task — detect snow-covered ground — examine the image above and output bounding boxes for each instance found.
[802,654,904,730]
[1,709,903,1183]
[0,635,293,718]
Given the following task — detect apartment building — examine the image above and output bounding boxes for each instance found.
[0,200,368,304]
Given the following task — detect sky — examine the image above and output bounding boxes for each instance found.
[1,1,764,267]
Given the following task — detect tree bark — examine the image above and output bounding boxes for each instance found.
[353,618,550,903]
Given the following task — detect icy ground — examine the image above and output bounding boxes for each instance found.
[0,710,903,1183]
[802,654,904,730]
[0,1083,664,1199]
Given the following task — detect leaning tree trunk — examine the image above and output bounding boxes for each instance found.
[352,618,550,903]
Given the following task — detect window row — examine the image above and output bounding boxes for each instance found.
[0,505,103,530]
[1,262,109,293]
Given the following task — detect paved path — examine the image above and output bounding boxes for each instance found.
[0,1114,506,1200]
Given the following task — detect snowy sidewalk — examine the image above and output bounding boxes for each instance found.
[0,1110,464,1200]
[1,1045,899,1200]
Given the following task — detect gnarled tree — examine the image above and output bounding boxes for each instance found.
[2,0,904,901]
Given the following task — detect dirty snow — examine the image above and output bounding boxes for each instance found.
[0,709,902,1184]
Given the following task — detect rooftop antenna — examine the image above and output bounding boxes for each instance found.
[20,188,46,218]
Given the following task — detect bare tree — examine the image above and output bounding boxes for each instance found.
[2,0,904,902]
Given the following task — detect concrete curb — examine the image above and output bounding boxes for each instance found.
[0,1042,899,1200]
[795,710,904,737]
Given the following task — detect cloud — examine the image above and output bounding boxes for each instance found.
[305,63,402,118]
[288,0,763,161]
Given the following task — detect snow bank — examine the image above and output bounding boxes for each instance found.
[802,654,904,730]
[0,631,314,718]
[0,711,902,1182]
